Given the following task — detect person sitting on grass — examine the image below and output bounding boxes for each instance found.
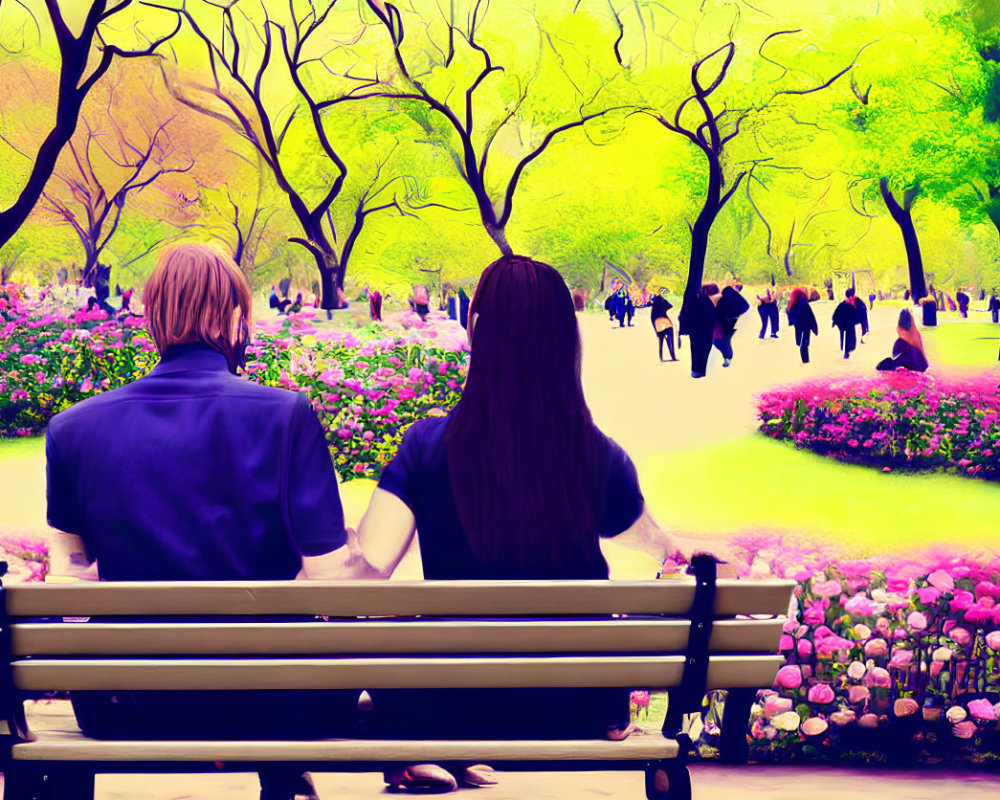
[876,308,928,373]
[356,254,682,794]
[46,242,375,800]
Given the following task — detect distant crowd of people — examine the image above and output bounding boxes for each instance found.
[595,278,996,378]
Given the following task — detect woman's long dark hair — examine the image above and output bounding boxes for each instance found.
[443,255,606,578]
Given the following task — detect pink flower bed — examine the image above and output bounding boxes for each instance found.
[757,374,1000,480]
[715,534,1000,764]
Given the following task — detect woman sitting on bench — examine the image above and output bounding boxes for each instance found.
[358,255,677,793]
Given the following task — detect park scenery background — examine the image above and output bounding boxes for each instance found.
[3,0,1000,778]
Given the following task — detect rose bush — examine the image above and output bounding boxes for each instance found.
[0,288,468,481]
[757,374,1000,480]
[698,533,1000,765]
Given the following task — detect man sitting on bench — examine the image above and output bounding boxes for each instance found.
[46,243,375,800]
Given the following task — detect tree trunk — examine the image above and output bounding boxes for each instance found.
[880,178,926,302]
[486,224,513,256]
[319,266,337,311]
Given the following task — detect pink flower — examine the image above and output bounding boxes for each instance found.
[864,639,888,657]
[917,587,941,605]
[797,638,813,657]
[953,720,977,739]
[762,695,793,717]
[807,684,835,704]
[946,706,967,723]
[800,717,828,736]
[864,667,891,688]
[927,570,955,593]
[853,623,872,639]
[968,699,996,721]
[774,666,802,689]
[889,649,913,668]
[858,713,879,729]
[844,594,879,616]
[985,631,1000,651]
[812,579,842,598]
[950,628,972,646]
[906,612,927,631]
[847,686,870,704]
[847,661,866,680]
[830,709,856,726]
[893,698,919,717]
[779,634,794,651]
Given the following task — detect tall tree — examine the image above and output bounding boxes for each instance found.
[39,75,192,285]
[148,0,448,308]
[624,5,867,312]
[0,0,179,250]
[839,5,988,302]
[356,0,631,256]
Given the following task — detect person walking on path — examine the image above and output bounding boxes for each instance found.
[680,283,720,378]
[787,287,818,364]
[851,289,869,344]
[756,288,779,338]
[989,292,999,324]
[713,281,750,367]
[832,288,859,359]
[957,290,970,318]
[650,292,678,361]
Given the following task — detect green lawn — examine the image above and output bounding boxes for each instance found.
[639,435,1000,557]
[0,435,44,458]
[922,321,1000,369]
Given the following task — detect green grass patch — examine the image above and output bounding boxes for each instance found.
[639,435,1000,557]
[922,321,1000,368]
[0,436,44,460]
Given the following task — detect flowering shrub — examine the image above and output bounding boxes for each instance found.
[722,534,1000,765]
[0,534,49,582]
[0,290,468,481]
[758,374,1000,480]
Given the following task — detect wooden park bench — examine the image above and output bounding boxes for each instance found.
[0,561,794,800]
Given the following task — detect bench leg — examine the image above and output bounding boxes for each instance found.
[3,764,94,800]
[718,687,756,765]
[644,761,691,800]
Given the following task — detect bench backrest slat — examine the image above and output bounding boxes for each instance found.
[4,580,793,618]
[11,618,783,657]
[12,655,785,692]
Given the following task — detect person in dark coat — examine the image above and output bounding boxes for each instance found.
[679,284,718,379]
[756,288,779,338]
[613,286,628,328]
[458,286,471,329]
[832,289,859,359]
[851,289,869,343]
[624,288,635,326]
[868,292,876,310]
[787,287,818,364]
[877,309,928,372]
[713,282,750,366]
[649,293,677,361]
[288,292,303,314]
[989,293,999,324]
[48,243,365,800]
[957,291,970,318]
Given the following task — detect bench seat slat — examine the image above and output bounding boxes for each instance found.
[11,618,784,656]
[11,734,679,763]
[13,655,783,691]
[5,580,795,618]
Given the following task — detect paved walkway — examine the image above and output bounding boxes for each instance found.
[7,760,1000,799]
[7,702,1000,799]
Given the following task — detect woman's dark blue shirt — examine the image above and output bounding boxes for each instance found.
[378,416,645,579]
[46,342,346,580]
